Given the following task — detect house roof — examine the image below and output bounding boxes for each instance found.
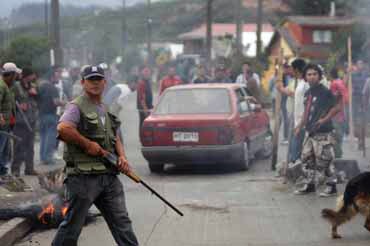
[286,16,355,27]
[178,23,274,41]
[265,26,331,60]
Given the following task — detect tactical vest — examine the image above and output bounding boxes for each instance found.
[0,80,15,129]
[63,95,121,175]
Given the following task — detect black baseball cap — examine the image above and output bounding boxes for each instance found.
[82,65,105,80]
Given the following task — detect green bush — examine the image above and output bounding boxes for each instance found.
[1,36,49,75]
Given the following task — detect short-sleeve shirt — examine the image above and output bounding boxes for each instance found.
[304,84,336,134]
[159,75,182,95]
[330,79,347,123]
[60,103,107,128]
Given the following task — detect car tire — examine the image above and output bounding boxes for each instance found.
[237,141,249,171]
[257,131,273,159]
[148,162,164,173]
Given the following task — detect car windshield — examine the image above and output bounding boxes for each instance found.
[154,88,231,115]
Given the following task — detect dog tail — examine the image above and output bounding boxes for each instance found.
[321,195,357,226]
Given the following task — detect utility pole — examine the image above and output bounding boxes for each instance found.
[256,0,263,61]
[122,0,128,74]
[206,0,213,64]
[45,0,49,38]
[51,0,62,67]
[147,0,153,65]
[235,0,243,55]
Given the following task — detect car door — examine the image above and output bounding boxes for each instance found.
[235,88,254,145]
[240,86,269,152]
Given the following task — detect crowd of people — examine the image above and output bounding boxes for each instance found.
[0,61,136,177]
[1,57,370,195]
[268,58,370,197]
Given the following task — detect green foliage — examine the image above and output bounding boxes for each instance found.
[1,36,49,75]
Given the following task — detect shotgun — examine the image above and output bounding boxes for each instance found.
[0,131,22,141]
[104,153,184,217]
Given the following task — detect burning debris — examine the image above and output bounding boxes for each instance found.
[0,194,100,228]
[0,169,99,229]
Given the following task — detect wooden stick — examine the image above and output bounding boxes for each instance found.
[271,48,283,171]
[348,36,354,142]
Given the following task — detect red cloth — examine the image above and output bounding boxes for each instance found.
[330,79,347,123]
[330,79,348,104]
[159,75,182,95]
[137,79,146,106]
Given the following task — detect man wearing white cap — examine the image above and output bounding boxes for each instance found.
[0,62,21,175]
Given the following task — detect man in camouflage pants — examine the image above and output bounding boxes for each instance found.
[294,63,342,197]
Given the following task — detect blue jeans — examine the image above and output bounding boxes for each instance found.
[0,127,10,173]
[288,128,305,163]
[39,114,58,164]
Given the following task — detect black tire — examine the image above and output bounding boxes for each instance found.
[148,162,164,173]
[237,141,249,171]
[257,131,273,159]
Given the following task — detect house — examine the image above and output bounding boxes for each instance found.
[177,23,275,58]
[262,16,355,92]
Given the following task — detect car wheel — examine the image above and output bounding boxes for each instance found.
[237,141,249,171]
[148,162,164,173]
[257,131,273,159]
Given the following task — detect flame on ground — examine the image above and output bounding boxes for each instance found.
[38,202,68,225]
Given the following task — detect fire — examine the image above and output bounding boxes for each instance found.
[38,201,69,225]
[38,202,56,224]
[61,206,68,217]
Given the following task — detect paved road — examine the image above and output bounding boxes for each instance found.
[16,92,370,246]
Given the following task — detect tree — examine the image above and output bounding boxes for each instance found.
[206,0,213,63]
[282,0,370,16]
[0,36,50,75]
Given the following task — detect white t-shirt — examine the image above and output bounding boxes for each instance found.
[115,84,131,106]
[294,79,309,127]
[236,73,261,87]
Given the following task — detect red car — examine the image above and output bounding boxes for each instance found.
[140,84,272,172]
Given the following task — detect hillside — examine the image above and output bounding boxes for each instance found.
[0,0,288,65]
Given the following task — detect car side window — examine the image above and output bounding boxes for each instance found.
[235,89,250,115]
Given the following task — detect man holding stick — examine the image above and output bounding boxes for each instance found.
[294,64,342,197]
[52,65,139,246]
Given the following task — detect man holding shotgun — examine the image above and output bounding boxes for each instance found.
[52,65,139,246]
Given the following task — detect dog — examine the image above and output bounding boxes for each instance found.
[321,172,370,239]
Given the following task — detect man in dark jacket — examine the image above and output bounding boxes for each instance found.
[0,62,19,175]
[11,67,38,176]
[137,66,153,129]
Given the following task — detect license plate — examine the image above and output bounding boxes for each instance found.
[173,132,199,142]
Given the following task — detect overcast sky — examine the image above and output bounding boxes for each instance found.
[0,0,148,17]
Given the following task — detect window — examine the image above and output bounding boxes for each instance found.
[313,30,332,44]
[154,88,231,115]
[235,88,250,115]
